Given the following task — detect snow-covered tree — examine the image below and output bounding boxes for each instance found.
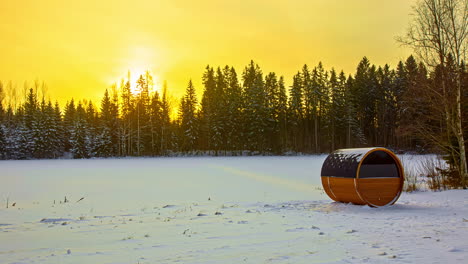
[179,80,199,151]
[224,66,243,152]
[288,72,303,151]
[70,103,90,159]
[242,60,267,152]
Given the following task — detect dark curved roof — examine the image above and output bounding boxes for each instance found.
[321,148,401,178]
[320,150,363,178]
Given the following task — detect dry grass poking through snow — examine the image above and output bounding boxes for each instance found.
[400,154,448,192]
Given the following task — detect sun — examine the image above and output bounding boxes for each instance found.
[120,45,162,96]
[127,69,161,96]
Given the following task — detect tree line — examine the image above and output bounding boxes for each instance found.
[0,55,465,158]
[0,0,466,188]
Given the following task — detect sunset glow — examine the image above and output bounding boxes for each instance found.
[0,0,414,105]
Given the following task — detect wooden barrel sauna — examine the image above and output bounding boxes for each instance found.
[321,148,404,207]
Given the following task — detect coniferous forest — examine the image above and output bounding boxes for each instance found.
[0,56,466,161]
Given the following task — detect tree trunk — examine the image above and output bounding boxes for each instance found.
[455,71,468,188]
[331,119,335,151]
[314,116,318,153]
[346,109,351,148]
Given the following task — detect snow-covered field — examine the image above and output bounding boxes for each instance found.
[1,156,467,264]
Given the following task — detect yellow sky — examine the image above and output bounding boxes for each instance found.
[0,0,414,107]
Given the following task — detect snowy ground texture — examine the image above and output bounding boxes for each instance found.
[1,156,467,264]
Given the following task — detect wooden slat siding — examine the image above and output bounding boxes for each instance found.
[327,177,366,205]
[357,178,403,206]
[321,177,338,202]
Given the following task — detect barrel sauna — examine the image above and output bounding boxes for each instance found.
[321,148,404,207]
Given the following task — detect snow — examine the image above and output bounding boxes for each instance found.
[1,156,467,263]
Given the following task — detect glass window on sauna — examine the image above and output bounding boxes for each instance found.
[359,151,400,178]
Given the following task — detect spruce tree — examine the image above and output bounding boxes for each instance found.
[120,76,134,156]
[264,72,281,153]
[148,90,162,155]
[63,99,76,153]
[224,66,243,152]
[345,75,366,147]
[179,80,198,151]
[328,68,348,151]
[160,82,172,154]
[277,76,288,152]
[288,72,303,152]
[302,64,313,151]
[212,67,227,153]
[336,71,349,149]
[53,102,64,156]
[135,74,152,155]
[70,102,90,159]
[242,61,268,152]
[374,65,396,147]
[22,88,39,158]
[96,89,114,157]
[352,57,379,146]
[311,62,329,153]
[200,66,216,151]
[31,98,48,158]
[36,100,61,158]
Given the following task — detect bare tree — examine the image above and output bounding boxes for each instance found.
[6,81,18,111]
[34,79,48,101]
[0,82,3,102]
[398,0,468,187]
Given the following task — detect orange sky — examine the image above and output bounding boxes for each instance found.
[0,0,414,107]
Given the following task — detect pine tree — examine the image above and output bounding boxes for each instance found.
[398,56,429,150]
[345,75,366,147]
[148,90,162,155]
[288,72,303,152]
[70,102,90,159]
[63,99,76,153]
[179,80,198,151]
[135,75,145,156]
[22,88,39,158]
[53,102,65,156]
[212,67,227,153]
[134,73,152,155]
[110,87,120,156]
[83,101,97,157]
[301,64,313,152]
[200,66,216,151]
[328,69,347,151]
[264,72,281,153]
[242,60,267,152]
[16,115,30,159]
[224,66,243,152]
[38,100,61,158]
[120,75,134,156]
[312,62,329,153]
[160,81,172,154]
[375,65,396,147]
[31,98,48,158]
[352,57,380,146]
[277,76,288,152]
[96,89,114,157]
